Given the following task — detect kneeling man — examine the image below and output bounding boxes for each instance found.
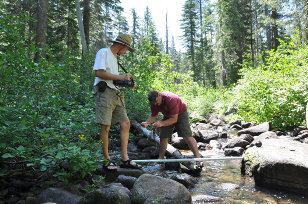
[141,90,203,168]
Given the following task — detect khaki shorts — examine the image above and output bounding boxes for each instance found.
[158,110,192,138]
[95,86,129,125]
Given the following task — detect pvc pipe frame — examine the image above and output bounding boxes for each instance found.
[132,156,243,163]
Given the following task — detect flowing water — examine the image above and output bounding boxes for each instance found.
[143,139,308,203]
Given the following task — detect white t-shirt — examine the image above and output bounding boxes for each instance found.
[93,47,118,89]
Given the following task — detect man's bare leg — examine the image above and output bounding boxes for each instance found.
[184,136,200,158]
[100,124,111,159]
[119,121,130,161]
[158,137,169,159]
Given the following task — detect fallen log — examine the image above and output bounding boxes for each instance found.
[132,123,199,172]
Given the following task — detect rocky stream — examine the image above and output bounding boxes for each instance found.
[1,116,308,204]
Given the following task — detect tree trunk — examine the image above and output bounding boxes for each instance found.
[75,0,87,55]
[34,0,48,62]
[166,12,169,54]
[264,6,271,50]
[83,0,90,49]
[221,50,227,86]
[272,9,279,50]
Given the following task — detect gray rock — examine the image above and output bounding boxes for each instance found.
[242,138,308,195]
[137,138,157,148]
[230,124,242,130]
[171,133,189,150]
[224,147,244,156]
[238,122,271,136]
[127,143,138,152]
[132,174,191,204]
[240,134,254,143]
[116,175,137,190]
[35,188,81,204]
[198,129,219,143]
[210,119,223,126]
[293,130,308,142]
[78,183,131,204]
[241,122,252,128]
[171,173,198,188]
[229,120,242,126]
[224,137,249,149]
[196,123,213,131]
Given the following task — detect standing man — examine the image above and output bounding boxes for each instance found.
[141,90,203,169]
[93,34,141,171]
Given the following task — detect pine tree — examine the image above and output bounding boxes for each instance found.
[181,0,199,81]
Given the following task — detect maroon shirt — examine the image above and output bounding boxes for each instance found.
[150,92,187,118]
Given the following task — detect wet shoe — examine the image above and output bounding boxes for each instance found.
[103,159,118,171]
[195,161,204,169]
[120,159,142,169]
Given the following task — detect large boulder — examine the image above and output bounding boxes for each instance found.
[34,187,82,204]
[242,138,308,195]
[78,183,131,204]
[131,174,191,204]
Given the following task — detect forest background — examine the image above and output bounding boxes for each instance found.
[1,0,307,183]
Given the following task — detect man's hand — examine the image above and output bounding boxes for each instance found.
[132,81,136,88]
[121,73,131,80]
[141,122,149,127]
[153,121,163,128]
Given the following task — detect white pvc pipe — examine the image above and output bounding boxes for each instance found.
[132,156,243,163]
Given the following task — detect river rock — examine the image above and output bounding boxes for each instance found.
[196,123,213,131]
[198,129,219,143]
[34,187,82,204]
[210,118,223,126]
[242,138,308,195]
[223,137,250,149]
[131,174,191,204]
[293,130,308,142]
[224,147,244,156]
[238,122,271,136]
[78,183,131,204]
[171,133,189,150]
[171,173,198,188]
[116,175,137,190]
[240,134,254,143]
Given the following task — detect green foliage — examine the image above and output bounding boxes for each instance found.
[83,176,106,192]
[0,15,100,182]
[229,35,308,129]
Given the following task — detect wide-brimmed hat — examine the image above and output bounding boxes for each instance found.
[148,90,159,105]
[109,34,134,52]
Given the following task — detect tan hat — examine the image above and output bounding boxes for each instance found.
[110,34,134,52]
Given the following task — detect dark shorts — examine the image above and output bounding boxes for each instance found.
[95,86,129,126]
[158,110,192,138]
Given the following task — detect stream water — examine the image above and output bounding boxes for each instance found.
[143,139,308,204]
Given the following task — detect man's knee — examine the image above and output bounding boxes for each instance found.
[101,124,111,134]
[184,136,195,143]
[120,121,130,130]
